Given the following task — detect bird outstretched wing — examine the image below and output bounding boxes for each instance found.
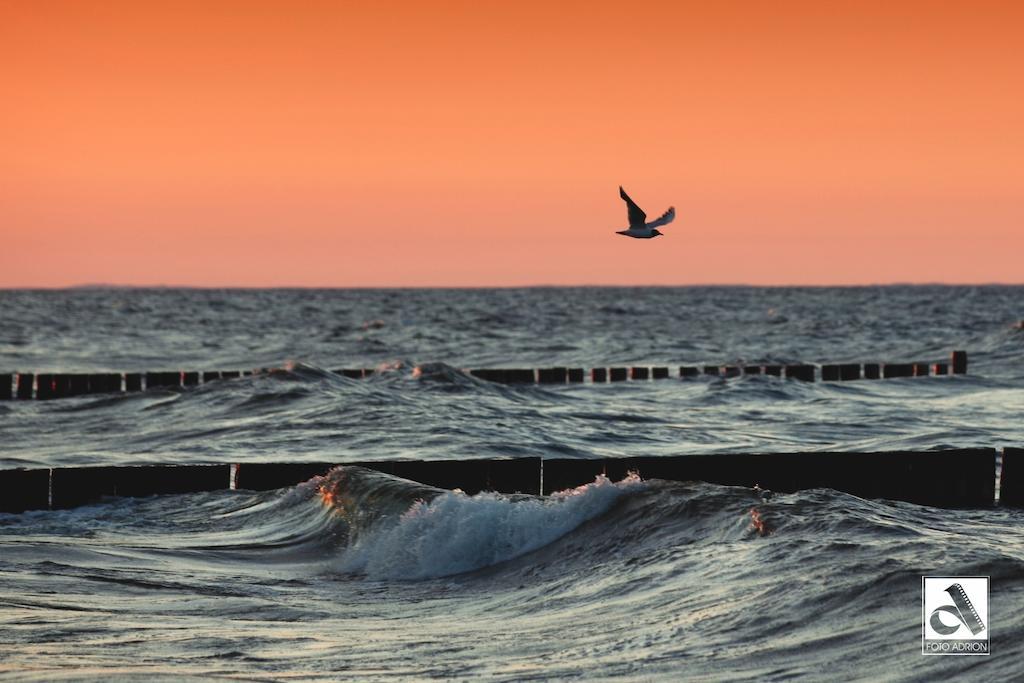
[619,186,647,228]
[646,206,675,229]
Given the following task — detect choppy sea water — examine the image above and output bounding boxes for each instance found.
[1,286,1023,680]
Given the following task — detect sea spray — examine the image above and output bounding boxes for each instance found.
[336,473,645,580]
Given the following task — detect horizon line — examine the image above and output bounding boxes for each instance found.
[3,281,1024,291]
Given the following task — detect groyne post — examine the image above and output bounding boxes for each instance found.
[376,457,541,495]
[18,372,33,399]
[1000,447,1023,507]
[952,350,968,374]
[233,462,338,491]
[49,465,230,510]
[36,374,55,400]
[90,373,122,394]
[839,364,861,381]
[0,469,50,512]
[146,371,182,389]
[68,374,89,396]
[785,365,815,382]
[504,369,537,383]
[883,363,913,378]
[537,367,568,384]
[469,369,504,383]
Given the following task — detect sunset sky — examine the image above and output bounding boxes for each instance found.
[2,1,1021,287]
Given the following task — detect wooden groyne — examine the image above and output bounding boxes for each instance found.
[1,446,1013,514]
[1,351,969,400]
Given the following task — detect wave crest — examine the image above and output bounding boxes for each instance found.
[334,473,644,580]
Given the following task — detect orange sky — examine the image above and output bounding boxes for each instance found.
[2,1,1021,287]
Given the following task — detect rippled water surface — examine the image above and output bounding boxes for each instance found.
[2,286,1023,680]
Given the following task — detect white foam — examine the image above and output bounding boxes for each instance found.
[335,473,643,580]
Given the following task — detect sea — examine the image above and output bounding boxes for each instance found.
[1,286,1022,681]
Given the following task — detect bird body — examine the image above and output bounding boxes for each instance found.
[616,186,674,238]
[615,226,668,239]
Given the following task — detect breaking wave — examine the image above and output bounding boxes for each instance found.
[315,466,644,579]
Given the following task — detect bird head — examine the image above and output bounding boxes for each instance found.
[652,229,664,237]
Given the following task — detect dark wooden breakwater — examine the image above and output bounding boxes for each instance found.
[4,446,1021,514]
[1,351,969,399]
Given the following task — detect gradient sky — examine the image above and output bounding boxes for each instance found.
[2,1,1022,287]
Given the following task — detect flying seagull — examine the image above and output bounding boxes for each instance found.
[616,186,674,238]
